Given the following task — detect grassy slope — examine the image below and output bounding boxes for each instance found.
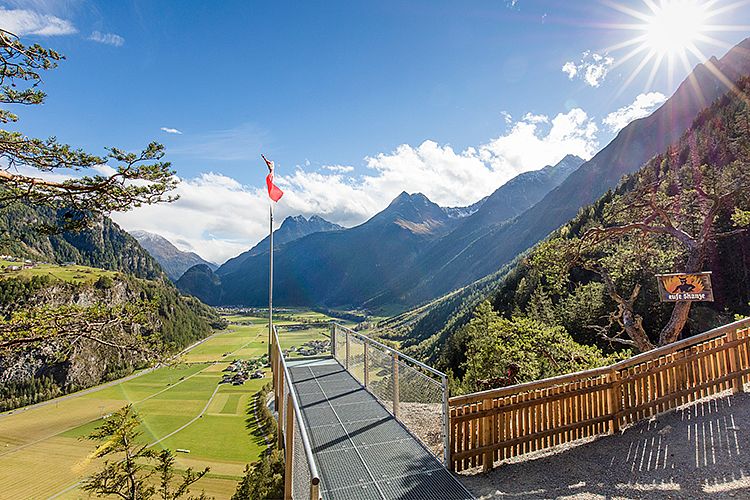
[0,259,119,285]
[0,312,332,499]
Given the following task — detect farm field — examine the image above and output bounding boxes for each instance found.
[0,311,335,499]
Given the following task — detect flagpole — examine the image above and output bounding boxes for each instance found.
[268,201,273,358]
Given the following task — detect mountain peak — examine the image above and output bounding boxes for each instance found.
[129,230,216,281]
[387,191,433,208]
[561,153,584,164]
[368,191,450,234]
[216,213,343,276]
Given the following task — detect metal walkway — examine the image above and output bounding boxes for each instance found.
[288,357,473,500]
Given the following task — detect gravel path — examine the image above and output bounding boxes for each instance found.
[459,391,750,499]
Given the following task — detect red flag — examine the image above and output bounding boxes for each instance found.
[262,154,284,202]
[266,172,284,202]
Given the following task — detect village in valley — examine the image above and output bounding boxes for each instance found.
[219,336,330,386]
[220,356,267,386]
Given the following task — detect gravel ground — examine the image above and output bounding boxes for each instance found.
[459,391,750,499]
[399,401,445,456]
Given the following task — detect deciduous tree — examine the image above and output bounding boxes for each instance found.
[580,157,750,350]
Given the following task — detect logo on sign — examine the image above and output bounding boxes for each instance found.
[656,272,713,302]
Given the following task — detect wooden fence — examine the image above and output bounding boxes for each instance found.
[449,317,750,472]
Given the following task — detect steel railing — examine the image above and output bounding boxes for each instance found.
[271,325,321,500]
[331,323,451,465]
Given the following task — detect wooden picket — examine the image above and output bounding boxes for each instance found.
[449,318,750,472]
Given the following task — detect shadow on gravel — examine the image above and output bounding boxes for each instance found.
[459,392,750,499]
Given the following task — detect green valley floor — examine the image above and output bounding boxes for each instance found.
[0,312,332,499]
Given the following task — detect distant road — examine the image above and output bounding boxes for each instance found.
[0,328,230,421]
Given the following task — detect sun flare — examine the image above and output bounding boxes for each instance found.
[643,1,708,56]
[603,0,750,94]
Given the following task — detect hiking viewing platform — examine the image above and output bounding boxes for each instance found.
[271,318,750,499]
[271,324,473,500]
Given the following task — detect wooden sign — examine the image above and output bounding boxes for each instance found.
[656,272,713,302]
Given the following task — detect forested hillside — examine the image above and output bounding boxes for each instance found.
[0,203,222,411]
[401,75,750,393]
[403,38,750,301]
[0,203,164,280]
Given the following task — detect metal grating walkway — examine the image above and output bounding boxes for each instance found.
[287,357,473,500]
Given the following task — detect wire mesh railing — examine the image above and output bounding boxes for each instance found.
[331,323,451,465]
[271,326,321,500]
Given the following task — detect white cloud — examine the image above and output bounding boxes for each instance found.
[500,111,513,125]
[88,30,124,47]
[323,165,354,173]
[478,108,597,178]
[90,164,117,176]
[112,173,271,264]
[522,112,548,124]
[0,7,76,36]
[114,108,600,263]
[561,61,577,79]
[562,51,615,87]
[603,92,667,133]
[160,127,183,135]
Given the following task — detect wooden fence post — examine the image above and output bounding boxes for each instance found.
[284,396,294,500]
[607,370,622,434]
[273,348,279,412]
[278,372,285,449]
[482,397,494,472]
[728,329,745,394]
[392,353,400,417]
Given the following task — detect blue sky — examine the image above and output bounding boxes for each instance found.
[3,0,750,262]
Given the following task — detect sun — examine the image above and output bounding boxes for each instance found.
[602,0,750,93]
[642,1,708,56]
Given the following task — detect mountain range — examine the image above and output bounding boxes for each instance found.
[176,214,343,304]
[178,154,584,308]
[130,230,217,281]
[380,37,750,360]
[397,37,750,303]
[0,204,164,280]
[177,38,750,315]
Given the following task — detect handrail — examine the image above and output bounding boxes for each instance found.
[272,325,321,499]
[449,365,612,405]
[333,323,448,379]
[332,323,451,466]
[450,316,750,405]
[610,316,750,370]
[448,316,750,472]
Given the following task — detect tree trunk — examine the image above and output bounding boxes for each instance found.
[658,301,693,345]
[622,306,655,352]
[658,248,705,345]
